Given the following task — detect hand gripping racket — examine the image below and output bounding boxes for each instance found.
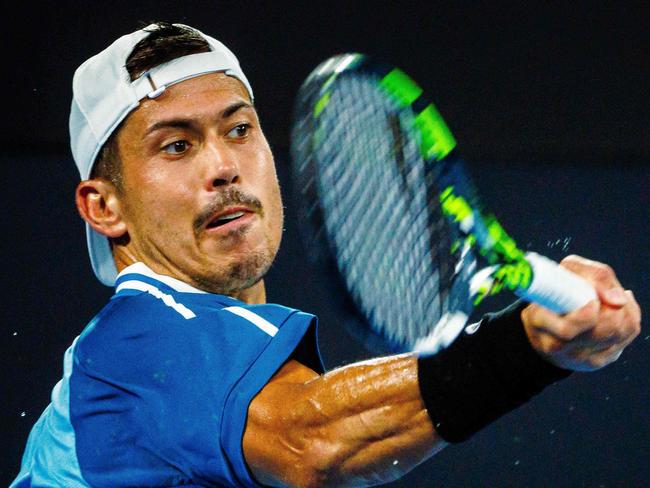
[290,54,596,354]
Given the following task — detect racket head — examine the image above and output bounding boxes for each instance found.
[290,53,484,353]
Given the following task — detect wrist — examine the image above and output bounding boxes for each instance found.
[417,301,572,443]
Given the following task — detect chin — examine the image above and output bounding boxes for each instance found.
[195,247,275,295]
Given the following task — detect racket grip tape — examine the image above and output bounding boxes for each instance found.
[518,252,597,313]
[417,300,572,443]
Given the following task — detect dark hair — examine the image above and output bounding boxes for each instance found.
[91,22,211,188]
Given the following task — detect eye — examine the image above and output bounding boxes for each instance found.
[162,140,189,154]
[227,124,250,139]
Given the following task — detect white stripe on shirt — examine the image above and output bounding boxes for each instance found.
[116,280,196,319]
[223,306,278,337]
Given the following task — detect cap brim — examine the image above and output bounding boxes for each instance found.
[86,222,118,286]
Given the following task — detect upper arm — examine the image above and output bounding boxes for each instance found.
[243,359,321,487]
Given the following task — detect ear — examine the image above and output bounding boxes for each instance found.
[76,179,128,238]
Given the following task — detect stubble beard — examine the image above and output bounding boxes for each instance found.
[193,206,283,296]
[190,187,281,295]
[194,244,276,296]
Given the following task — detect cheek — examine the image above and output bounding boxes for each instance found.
[248,148,283,220]
[267,180,285,245]
[249,171,283,246]
[260,169,283,221]
[122,175,193,236]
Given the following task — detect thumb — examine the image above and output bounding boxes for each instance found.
[597,286,628,309]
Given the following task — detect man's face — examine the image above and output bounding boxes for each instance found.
[112,73,283,295]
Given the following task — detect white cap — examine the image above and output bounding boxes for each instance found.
[69,24,254,286]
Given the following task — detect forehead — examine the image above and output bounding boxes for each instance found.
[121,72,253,135]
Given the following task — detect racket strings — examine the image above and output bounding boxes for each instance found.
[324,80,430,343]
[300,73,465,347]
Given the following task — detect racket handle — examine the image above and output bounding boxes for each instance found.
[517,252,597,313]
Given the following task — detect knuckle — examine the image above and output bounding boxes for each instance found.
[522,305,547,332]
[597,318,623,341]
[560,254,583,270]
[620,305,641,339]
[575,302,599,324]
[580,349,610,370]
[561,254,582,265]
[630,295,642,321]
[522,303,540,324]
[559,256,619,286]
[625,290,640,312]
[554,323,576,341]
[597,328,620,345]
[597,348,622,368]
[543,336,565,355]
[629,318,642,338]
[591,355,610,370]
[592,263,615,282]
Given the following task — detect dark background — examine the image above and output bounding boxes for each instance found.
[4,2,649,486]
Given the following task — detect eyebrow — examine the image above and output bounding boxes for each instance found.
[222,101,253,119]
[144,101,255,136]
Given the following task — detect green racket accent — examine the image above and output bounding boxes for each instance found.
[440,186,474,223]
[441,186,525,263]
[474,281,493,305]
[314,91,331,117]
[380,69,456,161]
[492,260,533,292]
[484,217,526,263]
[379,68,423,107]
[451,236,477,254]
[321,72,339,92]
[440,185,532,304]
[474,259,534,305]
[414,104,457,161]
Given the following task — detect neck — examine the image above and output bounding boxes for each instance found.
[230,280,267,304]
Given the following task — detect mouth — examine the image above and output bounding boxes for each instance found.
[205,207,255,231]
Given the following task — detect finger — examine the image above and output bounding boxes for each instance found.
[598,287,629,309]
[523,286,641,372]
[569,329,621,352]
[562,298,641,371]
[592,291,640,343]
[522,303,563,338]
[611,292,642,347]
[524,300,600,341]
[625,290,642,330]
[573,343,625,370]
[570,294,641,350]
[559,255,623,290]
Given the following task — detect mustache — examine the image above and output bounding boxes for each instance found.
[193,187,264,232]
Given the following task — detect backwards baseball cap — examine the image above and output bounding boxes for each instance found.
[70,23,254,286]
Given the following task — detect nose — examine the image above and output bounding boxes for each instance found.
[203,140,240,189]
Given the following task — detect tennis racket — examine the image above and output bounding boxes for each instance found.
[290,53,596,355]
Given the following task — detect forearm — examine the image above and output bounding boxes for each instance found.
[244,303,575,487]
[244,354,444,487]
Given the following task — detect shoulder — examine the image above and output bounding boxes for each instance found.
[74,290,319,377]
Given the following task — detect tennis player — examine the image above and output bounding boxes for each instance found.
[12,22,640,487]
